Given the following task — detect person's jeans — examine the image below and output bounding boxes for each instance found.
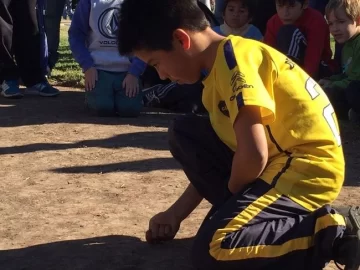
[0,0,46,86]
[44,0,66,70]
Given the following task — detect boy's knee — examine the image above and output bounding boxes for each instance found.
[346,81,360,112]
[277,24,300,38]
[168,115,209,152]
[168,115,194,151]
[347,80,360,91]
[276,25,306,62]
[168,117,182,153]
[86,98,115,117]
[191,236,219,270]
[115,96,142,117]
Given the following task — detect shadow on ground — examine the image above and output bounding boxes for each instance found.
[50,157,180,174]
[1,89,359,186]
[0,89,177,128]
[0,235,194,270]
[0,131,169,155]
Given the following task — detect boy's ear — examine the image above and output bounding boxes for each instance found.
[356,17,360,26]
[173,29,191,50]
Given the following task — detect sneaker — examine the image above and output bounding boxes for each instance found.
[1,80,23,99]
[333,206,360,270]
[142,84,162,106]
[348,109,360,124]
[26,81,60,97]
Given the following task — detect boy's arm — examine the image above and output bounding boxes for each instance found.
[168,183,203,221]
[219,45,275,193]
[127,57,147,78]
[327,73,346,82]
[263,16,276,46]
[68,0,94,72]
[303,16,329,77]
[328,51,360,90]
[229,106,268,193]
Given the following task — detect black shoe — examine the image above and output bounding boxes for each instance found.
[333,206,360,270]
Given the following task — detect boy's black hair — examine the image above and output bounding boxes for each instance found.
[223,0,257,20]
[276,0,307,6]
[117,0,210,56]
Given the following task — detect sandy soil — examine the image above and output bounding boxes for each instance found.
[0,87,359,270]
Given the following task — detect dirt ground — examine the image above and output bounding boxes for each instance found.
[0,87,359,270]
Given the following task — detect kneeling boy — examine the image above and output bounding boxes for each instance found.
[118,0,360,269]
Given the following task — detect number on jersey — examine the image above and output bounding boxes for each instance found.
[305,77,341,146]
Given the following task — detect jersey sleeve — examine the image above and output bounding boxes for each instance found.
[218,40,276,125]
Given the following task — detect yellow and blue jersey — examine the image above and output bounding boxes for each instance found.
[202,35,345,211]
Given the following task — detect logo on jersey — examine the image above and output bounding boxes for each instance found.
[98,7,120,39]
[230,71,253,93]
[285,58,295,70]
[218,100,230,117]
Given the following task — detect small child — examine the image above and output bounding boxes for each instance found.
[319,0,360,122]
[69,0,145,117]
[264,0,333,79]
[212,0,263,40]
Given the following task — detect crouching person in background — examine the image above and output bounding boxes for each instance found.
[68,0,145,117]
[319,0,360,123]
[212,0,263,41]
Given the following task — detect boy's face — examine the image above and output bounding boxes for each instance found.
[223,1,250,28]
[327,8,360,44]
[135,31,203,84]
[276,1,307,25]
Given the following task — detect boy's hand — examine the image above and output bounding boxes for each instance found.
[145,209,181,244]
[122,73,139,98]
[319,79,331,88]
[84,67,98,91]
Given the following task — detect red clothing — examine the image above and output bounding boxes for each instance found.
[264,8,332,77]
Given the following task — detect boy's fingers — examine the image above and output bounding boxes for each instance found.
[85,80,90,91]
[149,219,159,240]
[151,224,159,239]
[158,225,165,238]
[145,229,153,243]
[164,224,171,235]
[91,77,95,90]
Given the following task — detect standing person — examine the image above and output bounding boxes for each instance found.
[0,0,60,98]
[44,0,66,74]
[69,0,145,117]
[117,0,360,269]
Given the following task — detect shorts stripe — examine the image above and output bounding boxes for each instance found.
[209,188,345,261]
